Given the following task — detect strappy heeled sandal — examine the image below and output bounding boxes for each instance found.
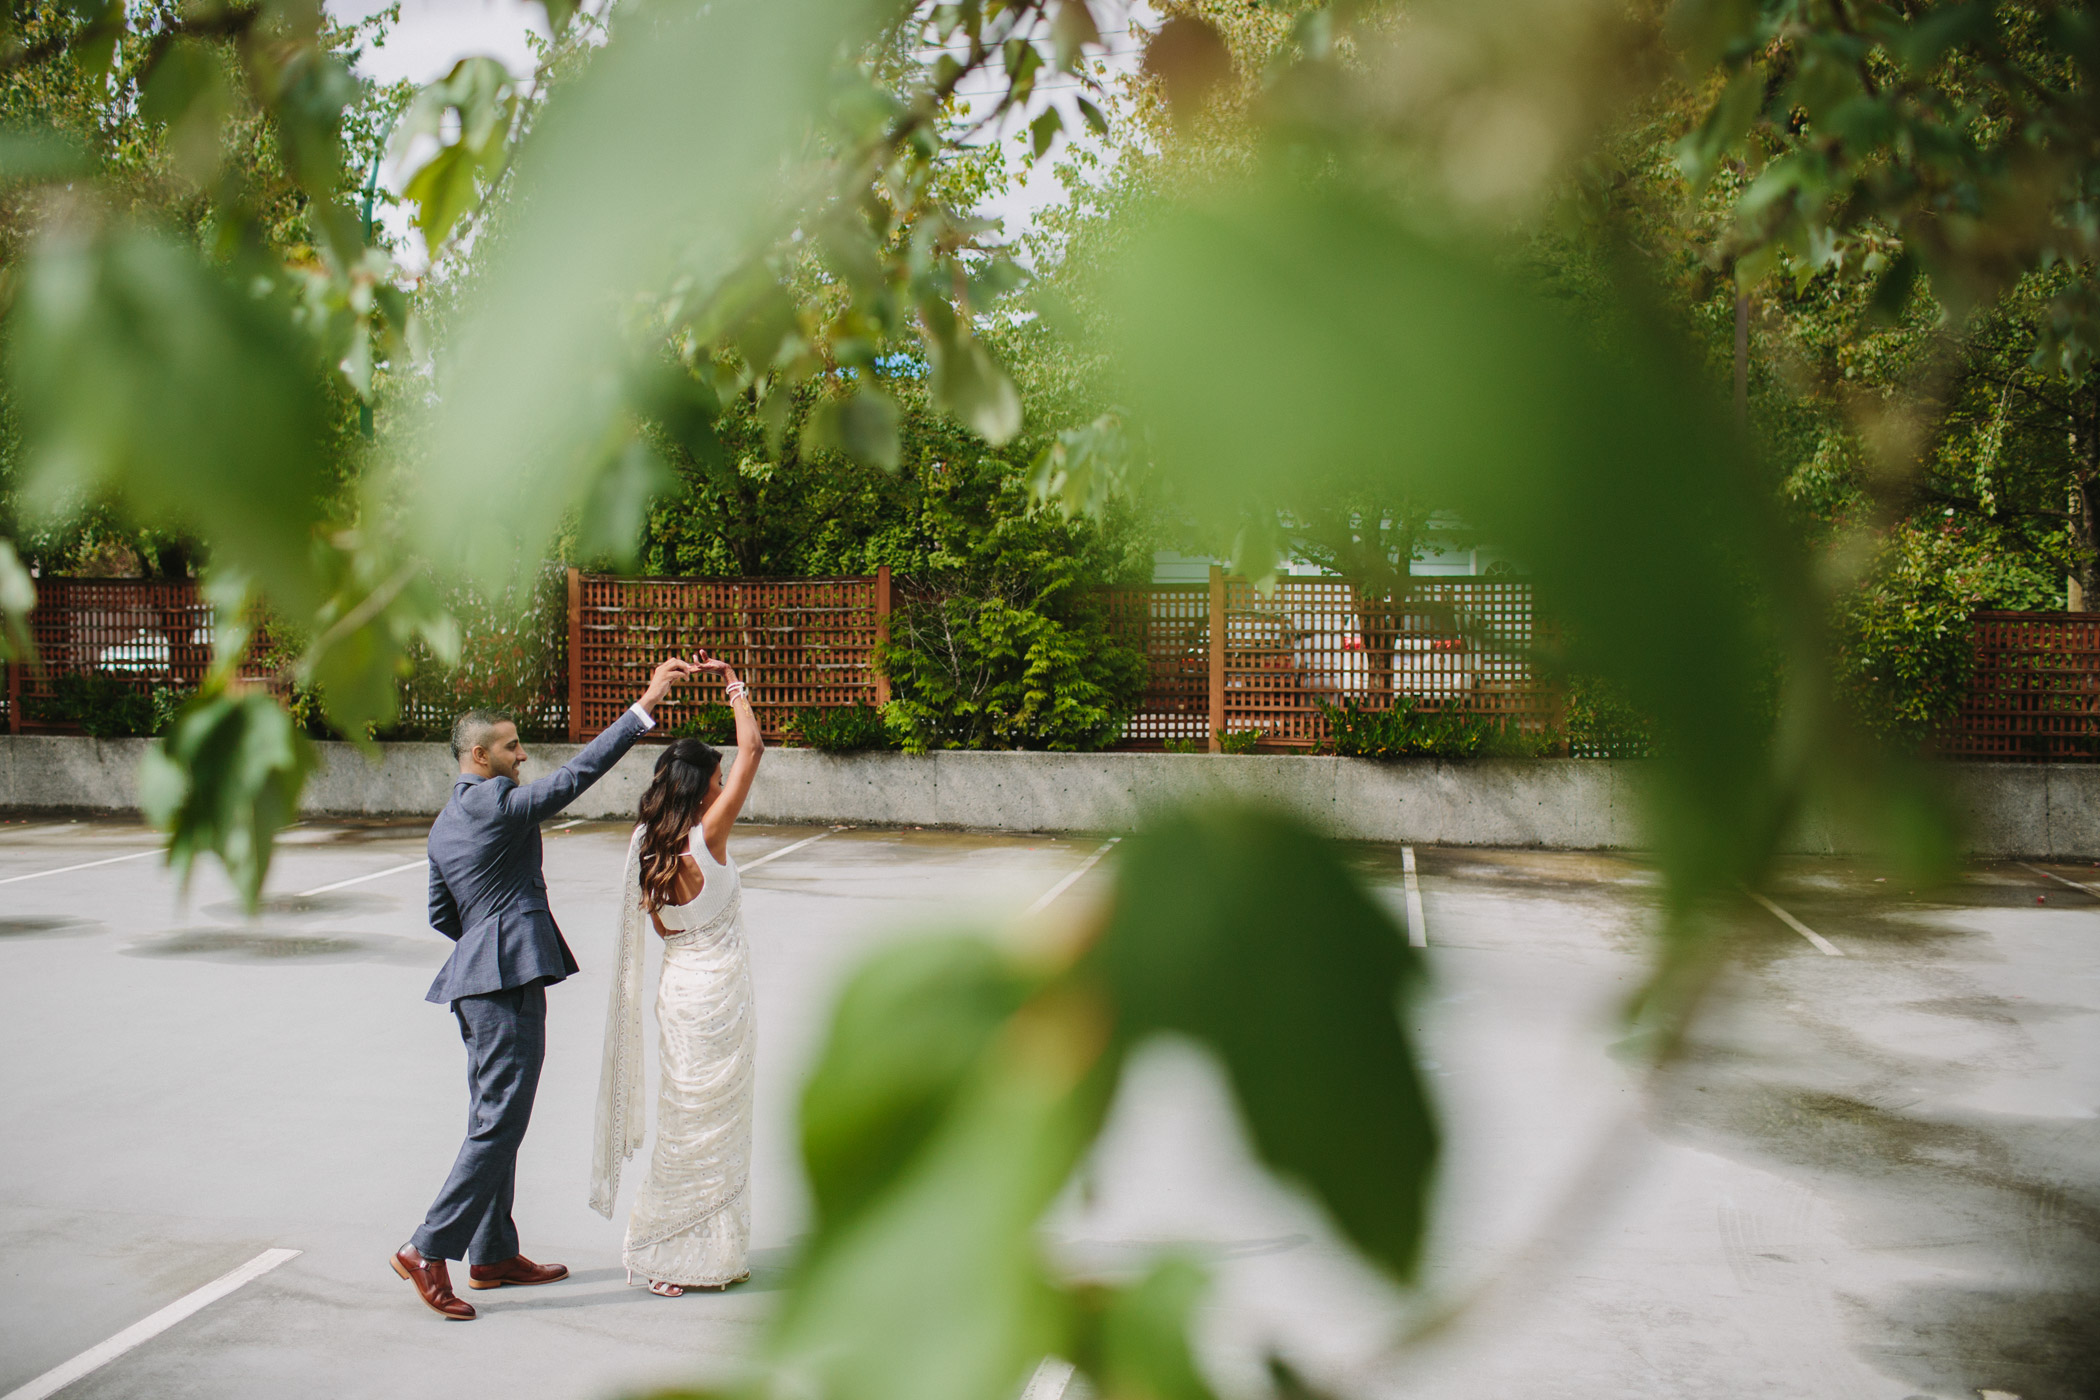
[626,1268,684,1298]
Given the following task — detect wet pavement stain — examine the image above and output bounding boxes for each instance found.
[0,916,97,939]
[201,892,388,920]
[1658,1064,2100,1400]
[123,929,442,965]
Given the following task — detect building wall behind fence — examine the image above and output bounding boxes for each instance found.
[2,577,281,733]
[1096,572,1554,750]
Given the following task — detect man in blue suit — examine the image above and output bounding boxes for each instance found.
[392,654,694,1320]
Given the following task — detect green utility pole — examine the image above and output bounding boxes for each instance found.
[357,109,401,441]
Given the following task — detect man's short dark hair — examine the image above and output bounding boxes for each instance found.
[451,709,514,761]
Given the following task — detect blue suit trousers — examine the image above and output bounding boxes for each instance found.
[411,983,546,1263]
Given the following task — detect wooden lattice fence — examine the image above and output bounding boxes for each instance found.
[2,577,276,733]
[1946,611,2100,762]
[568,569,889,742]
[1099,570,1553,750]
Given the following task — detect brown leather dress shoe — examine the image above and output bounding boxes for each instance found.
[392,1245,475,1320]
[468,1253,569,1290]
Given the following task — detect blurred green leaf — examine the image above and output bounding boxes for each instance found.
[62,0,124,83]
[1666,0,1763,68]
[0,538,35,663]
[411,0,893,589]
[576,438,682,568]
[393,56,519,255]
[1031,105,1064,161]
[140,688,315,908]
[1075,1257,1219,1400]
[141,38,234,186]
[7,224,333,620]
[538,0,578,37]
[804,386,903,471]
[775,958,1106,1400]
[798,936,1037,1234]
[300,557,460,745]
[1673,65,1760,191]
[1089,804,1437,1278]
[1887,1,1996,68]
[1075,94,1109,137]
[926,320,1022,444]
[1104,184,1800,910]
[401,144,483,255]
[1051,0,1100,72]
[0,127,90,186]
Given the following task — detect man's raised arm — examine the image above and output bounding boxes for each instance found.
[507,656,694,825]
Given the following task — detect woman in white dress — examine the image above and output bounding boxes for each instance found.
[590,655,763,1297]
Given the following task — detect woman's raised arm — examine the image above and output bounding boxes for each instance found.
[697,654,763,859]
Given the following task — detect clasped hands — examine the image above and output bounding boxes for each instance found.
[641,650,741,712]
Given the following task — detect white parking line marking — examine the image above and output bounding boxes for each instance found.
[1402,844,1428,948]
[295,860,427,898]
[1019,1357,1076,1400]
[0,848,159,886]
[1,1248,300,1400]
[1747,891,1844,956]
[2019,861,2100,899]
[1025,838,1121,916]
[739,829,837,873]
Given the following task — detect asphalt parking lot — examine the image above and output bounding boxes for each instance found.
[0,816,2094,1400]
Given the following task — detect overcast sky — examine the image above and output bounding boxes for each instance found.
[324,1,1146,264]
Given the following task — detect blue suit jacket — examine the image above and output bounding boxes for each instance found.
[424,709,648,1004]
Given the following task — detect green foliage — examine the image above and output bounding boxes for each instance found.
[879,582,1145,753]
[755,802,1430,1400]
[150,684,195,737]
[1563,676,1655,761]
[391,57,518,256]
[139,687,313,905]
[386,569,555,741]
[10,223,337,621]
[23,672,158,737]
[0,539,32,662]
[789,703,898,753]
[15,1,2097,1393]
[1833,518,2064,750]
[664,704,735,743]
[1163,728,1260,754]
[1091,805,1437,1274]
[1317,700,1556,761]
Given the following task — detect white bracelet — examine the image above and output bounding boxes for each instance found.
[724,681,749,702]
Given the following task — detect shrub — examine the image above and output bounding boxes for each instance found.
[25,673,162,737]
[1563,676,1654,759]
[665,704,736,742]
[1317,699,1557,759]
[1163,729,1262,754]
[789,703,898,753]
[151,686,196,736]
[1832,519,2063,750]
[879,581,1146,753]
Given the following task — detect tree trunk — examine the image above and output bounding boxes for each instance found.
[2073,386,2100,611]
[2074,474,2099,610]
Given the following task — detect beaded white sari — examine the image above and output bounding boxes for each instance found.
[591,825,755,1286]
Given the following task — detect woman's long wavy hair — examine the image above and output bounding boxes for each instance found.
[636,739,722,911]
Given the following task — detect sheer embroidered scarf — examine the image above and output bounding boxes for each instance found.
[590,826,649,1218]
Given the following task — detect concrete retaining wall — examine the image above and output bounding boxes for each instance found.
[0,735,2088,857]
